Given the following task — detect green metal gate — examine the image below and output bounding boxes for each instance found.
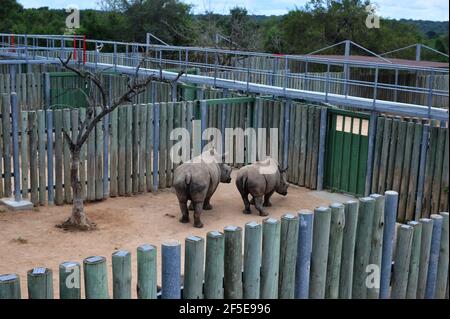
[324,108,370,196]
[50,72,89,109]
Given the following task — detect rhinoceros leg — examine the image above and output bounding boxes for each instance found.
[193,202,204,228]
[263,191,274,207]
[240,193,251,214]
[203,198,213,210]
[249,197,255,205]
[254,196,268,216]
[178,200,190,223]
[188,202,195,211]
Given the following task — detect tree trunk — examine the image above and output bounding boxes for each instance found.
[58,149,95,231]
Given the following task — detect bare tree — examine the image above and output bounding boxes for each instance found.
[57,54,184,231]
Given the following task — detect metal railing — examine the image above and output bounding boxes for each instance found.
[0,33,448,121]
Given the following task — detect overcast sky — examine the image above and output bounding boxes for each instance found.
[18,0,450,21]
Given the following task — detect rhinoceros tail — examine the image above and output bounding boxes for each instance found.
[185,172,192,185]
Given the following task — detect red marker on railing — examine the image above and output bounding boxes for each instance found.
[11,34,15,53]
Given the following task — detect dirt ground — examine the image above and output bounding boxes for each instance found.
[0,170,353,298]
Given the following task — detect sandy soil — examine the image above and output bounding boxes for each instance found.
[0,170,352,298]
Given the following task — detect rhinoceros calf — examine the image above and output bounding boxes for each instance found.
[235,158,288,216]
[173,149,232,228]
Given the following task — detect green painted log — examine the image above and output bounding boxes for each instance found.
[27,267,54,299]
[243,221,261,299]
[417,218,433,298]
[79,108,87,200]
[1,95,11,196]
[310,206,331,299]
[29,112,38,204]
[352,197,375,299]
[63,109,72,203]
[112,250,132,299]
[279,214,299,299]
[183,235,205,299]
[137,244,157,299]
[110,108,118,197]
[339,200,359,299]
[83,256,109,299]
[261,218,281,299]
[431,129,446,215]
[118,106,126,196]
[146,104,153,192]
[391,225,414,299]
[132,105,139,193]
[95,107,103,200]
[204,231,224,299]
[406,221,422,299]
[435,212,449,299]
[138,105,147,193]
[367,193,385,299]
[20,111,28,199]
[166,102,174,187]
[0,274,21,299]
[37,110,46,205]
[125,105,133,195]
[325,203,345,299]
[86,109,96,201]
[59,262,81,299]
[224,225,243,299]
[159,102,167,189]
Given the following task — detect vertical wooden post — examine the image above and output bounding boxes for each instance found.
[417,218,433,298]
[367,193,385,299]
[243,221,261,299]
[200,100,207,151]
[415,125,429,219]
[1,95,12,197]
[278,214,299,299]
[152,103,160,192]
[425,214,443,299]
[161,240,181,299]
[59,262,81,299]
[83,256,109,299]
[112,250,132,299]
[224,226,243,299]
[365,111,378,195]
[204,231,224,299]
[379,190,398,298]
[261,218,281,299]
[391,225,414,299]
[339,200,358,299]
[310,206,331,299]
[435,212,449,299]
[103,112,109,198]
[43,73,53,204]
[0,274,21,299]
[325,203,345,299]
[295,210,313,299]
[352,197,375,299]
[183,235,205,299]
[282,99,291,170]
[137,244,157,299]
[406,221,422,299]
[10,93,21,201]
[27,267,54,299]
[317,107,327,190]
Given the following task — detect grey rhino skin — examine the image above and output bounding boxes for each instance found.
[173,149,232,228]
[235,158,288,216]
